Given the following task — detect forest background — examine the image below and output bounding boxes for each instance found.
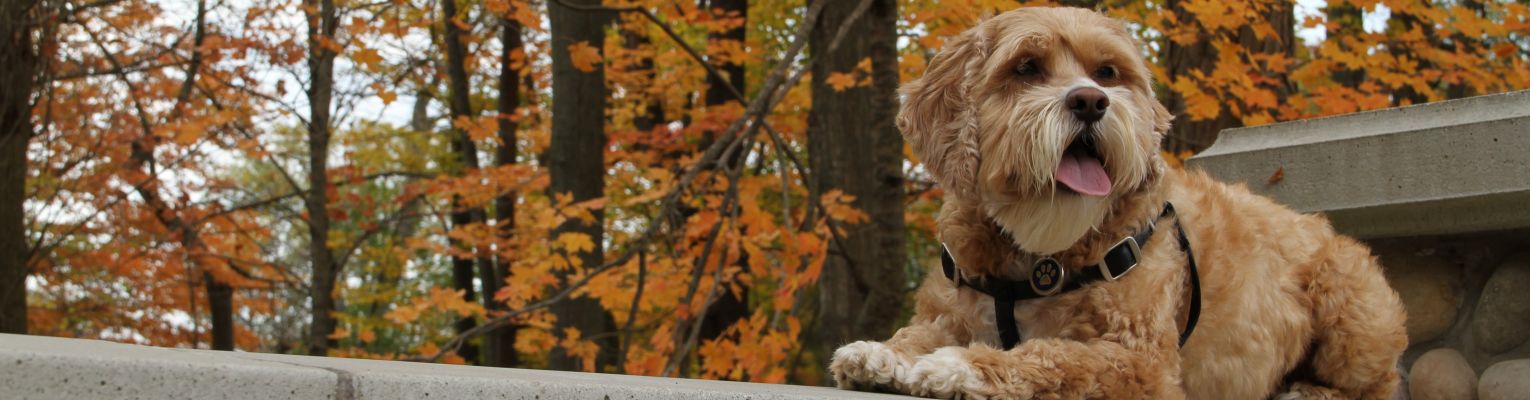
[1,0,1526,384]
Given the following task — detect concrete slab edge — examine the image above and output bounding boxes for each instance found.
[0,334,913,400]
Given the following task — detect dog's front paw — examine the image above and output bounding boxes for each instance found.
[830,341,910,390]
[907,347,996,399]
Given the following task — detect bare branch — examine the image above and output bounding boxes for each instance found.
[196,171,434,223]
[47,59,188,82]
[663,134,752,377]
[617,250,647,367]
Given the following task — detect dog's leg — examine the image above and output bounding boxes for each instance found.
[903,338,1184,400]
[831,321,962,391]
[1299,238,1408,400]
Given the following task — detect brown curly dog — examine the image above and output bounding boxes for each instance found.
[829,7,1407,400]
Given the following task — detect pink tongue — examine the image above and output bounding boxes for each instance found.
[1056,150,1112,197]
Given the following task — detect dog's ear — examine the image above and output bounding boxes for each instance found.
[898,30,987,200]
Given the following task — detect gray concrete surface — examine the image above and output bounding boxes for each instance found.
[0,334,915,400]
[1188,89,1530,239]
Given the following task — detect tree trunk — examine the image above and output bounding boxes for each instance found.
[441,0,484,365]
[1387,3,1438,106]
[1162,0,1293,153]
[547,0,616,372]
[483,14,524,369]
[0,0,41,335]
[1442,0,1485,100]
[206,272,234,349]
[1057,0,1101,9]
[1161,0,1235,153]
[182,0,233,351]
[1327,1,1366,88]
[304,0,341,356]
[808,0,906,370]
[622,14,664,136]
[696,0,750,356]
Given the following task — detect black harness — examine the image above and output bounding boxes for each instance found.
[940,202,1202,349]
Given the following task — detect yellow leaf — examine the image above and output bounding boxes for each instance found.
[556,232,595,253]
[568,41,601,73]
[384,304,423,324]
[820,190,868,224]
[1172,78,1221,121]
[825,72,858,92]
[352,47,382,72]
[452,115,496,141]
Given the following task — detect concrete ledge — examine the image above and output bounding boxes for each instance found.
[0,334,913,400]
[1188,90,1530,239]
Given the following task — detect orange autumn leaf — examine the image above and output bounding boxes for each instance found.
[820,190,868,224]
[568,41,601,73]
[351,46,382,71]
[825,72,858,92]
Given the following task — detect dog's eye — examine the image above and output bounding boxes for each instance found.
[1093,65,1118,80]
[1014,60,1041,77]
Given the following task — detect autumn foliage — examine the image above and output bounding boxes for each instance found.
[8,0,1528,386]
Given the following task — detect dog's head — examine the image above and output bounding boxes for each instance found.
[901,7,1172,255]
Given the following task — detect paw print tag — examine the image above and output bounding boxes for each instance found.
[1030,257,1065,296]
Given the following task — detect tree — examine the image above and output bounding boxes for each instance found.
[441,0,486,365]
[546,0,617,371]
[1160,0,1295,153]
[304,0,343,356]
[807,0,906,365]
[1326,0,1367,88]
[0,0,43,335]
[696,0,750,360]
[485,5,527,369]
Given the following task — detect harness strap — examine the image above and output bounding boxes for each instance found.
[1172,203,1201,347]
[941,202,1202,350]
[995,298,1021,349]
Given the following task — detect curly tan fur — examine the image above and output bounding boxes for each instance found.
[830,7,1407,400]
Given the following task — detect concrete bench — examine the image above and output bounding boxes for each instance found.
[1189,89,1530,240]
[0,333,912,399]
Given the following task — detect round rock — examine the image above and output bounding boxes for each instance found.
[1379,247,1461,344]
[1408,348,1477,400]
[1479,359,1530,400]
[1472,254,1530,354]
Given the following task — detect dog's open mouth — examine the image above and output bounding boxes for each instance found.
[1056,131,1112,197]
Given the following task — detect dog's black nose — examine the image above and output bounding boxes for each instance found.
[1066,87,1109,123]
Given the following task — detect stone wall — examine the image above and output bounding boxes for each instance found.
[1190,90,1530,400]
[1373,232,1530,369]
[1373,232,1530,400]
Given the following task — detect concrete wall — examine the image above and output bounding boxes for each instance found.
[0,334,913,400]
[1189,90,1530,400]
